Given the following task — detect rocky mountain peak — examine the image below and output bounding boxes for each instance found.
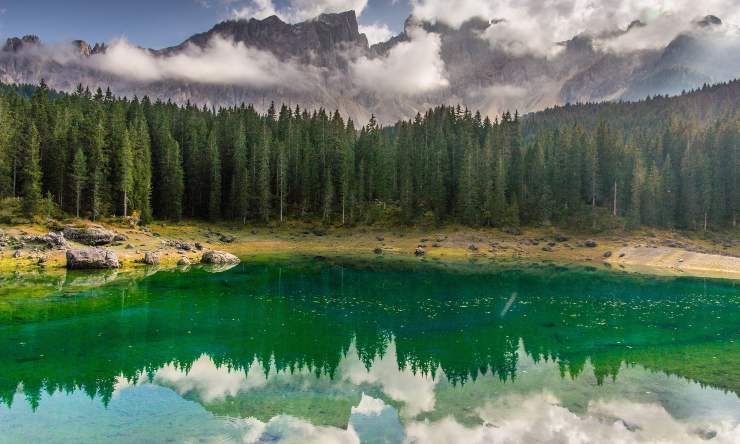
[3,35,41,52]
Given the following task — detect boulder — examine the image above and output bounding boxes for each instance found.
[414,247,426,257]
[373,247,383,255]
[585,240,598,248]
[468,244,479,251]
[21,232,70,249]
[554,234,569,242]
[66,248,120,269]
[63,226,116,246]
[603,251,613,258]
[219,235,236,243]
[12,249,21,258]
[177,257,191,266]
[143,252,160,266]
[201,250,240,265]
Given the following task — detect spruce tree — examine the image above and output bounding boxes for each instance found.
[70,146,87,218]
[20,123,42,216]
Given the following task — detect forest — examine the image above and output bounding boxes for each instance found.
[0,79,736,231]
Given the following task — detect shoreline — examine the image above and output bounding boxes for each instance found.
[1,221,738,281]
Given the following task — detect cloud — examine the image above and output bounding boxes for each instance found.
[410,0,740,57]
[359,23,394,45]
[85,36,321,90]
[405,392,740,444]
[350,26,448,96]
[232,0,368,23]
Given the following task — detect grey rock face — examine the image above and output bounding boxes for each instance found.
[66,248,121,269]
[63,226,116,246]
[201,250,240,265]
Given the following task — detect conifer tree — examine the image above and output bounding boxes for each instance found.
[70,147,87,218]
[20,123,42,216]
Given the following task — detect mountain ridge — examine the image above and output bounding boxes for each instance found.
[1,10,737,123]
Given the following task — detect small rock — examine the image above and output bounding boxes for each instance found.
[603,251,612,258]
[468,244,479,251]
[126,243,134,249]
[143,252,160,266]
[542,246,553,252]
[113,234,127,242]
[432,243,441,248]
[312,228,328,237]
[177,257,191,266]
[376,236,385,242]
[373,247,383,255]
[554,234,569,242]
[12,250,21,258]
[195,242,203,251]
[152,232,161,237]
[585,240,598,248]
[619,253,625,258]
[414,247,425,257]
[251,229,257,235]
[219,235,236,243]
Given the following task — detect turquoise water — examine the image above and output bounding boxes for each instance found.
[0,259,738,443]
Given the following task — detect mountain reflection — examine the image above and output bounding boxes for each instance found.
[0,259,738,413]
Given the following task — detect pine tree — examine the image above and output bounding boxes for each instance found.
[206,129,221,221]
[20,122,42,216]
[230,121,250,224]
[70,146,87,218]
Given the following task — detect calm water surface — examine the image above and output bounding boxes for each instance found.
[0,259,738,443]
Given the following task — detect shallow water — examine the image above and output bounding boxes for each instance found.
[0,259,738,443]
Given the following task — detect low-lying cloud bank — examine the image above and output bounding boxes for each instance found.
[411,0,740,57]
[88,36,321,90]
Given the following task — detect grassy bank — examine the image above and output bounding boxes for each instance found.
[1,219,739,281]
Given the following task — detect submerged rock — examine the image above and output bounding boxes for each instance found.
[63,226,116,246]
[201,250,240,265]
[66,248,120,269]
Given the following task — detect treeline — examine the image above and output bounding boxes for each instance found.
[0,80,736,230]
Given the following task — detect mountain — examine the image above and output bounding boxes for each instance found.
[1,11,738,123]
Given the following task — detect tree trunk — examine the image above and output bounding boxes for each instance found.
[612,180,617,216]
[123,190,128,217]
[76,186,80,219]
[704,211,708,232]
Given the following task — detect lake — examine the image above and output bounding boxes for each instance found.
[0,258,738,443]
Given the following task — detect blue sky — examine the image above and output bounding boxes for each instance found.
[0,0,412,48]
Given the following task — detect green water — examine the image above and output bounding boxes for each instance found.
[0,259,738,443]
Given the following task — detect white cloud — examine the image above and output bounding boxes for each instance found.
[350,26,449,96]
[405,392,740,444]
[359,23,394,44]
[232,0,368,23]
[85,36,320,90]
[410,0,740,57]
